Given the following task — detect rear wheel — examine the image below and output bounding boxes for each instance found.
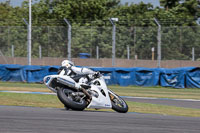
[109,90,128,113]
[57,87,87,111]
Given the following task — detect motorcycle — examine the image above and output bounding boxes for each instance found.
[43,73,128,113]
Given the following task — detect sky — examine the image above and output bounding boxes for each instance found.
[0,0,160,7]
[123,0,160,7]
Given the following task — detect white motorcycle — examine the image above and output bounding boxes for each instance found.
[43,73,128,113]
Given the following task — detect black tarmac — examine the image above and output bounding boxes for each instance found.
[0,106,200,133]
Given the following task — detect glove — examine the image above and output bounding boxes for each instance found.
[93,71,101,79]
[87,72,101,81]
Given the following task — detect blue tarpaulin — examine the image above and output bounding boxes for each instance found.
[115,68,135,86]
[23,66,60,83]
[23,65,44,83]
[133,68,160,87]
[90,67,117,85]
[0,65,7,80]
[185,67,200,88]
[0,64,25,82]
[0,65,59,83]
[0,64,200,88]
[159,67,198,88]
[160,68,186,88]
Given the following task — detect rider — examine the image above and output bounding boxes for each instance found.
[58,60,100,89]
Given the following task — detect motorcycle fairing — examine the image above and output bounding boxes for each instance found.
[87,77,112,109]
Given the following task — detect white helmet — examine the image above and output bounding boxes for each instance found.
[61,60,74,68]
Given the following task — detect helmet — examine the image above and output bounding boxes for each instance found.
[61,60,74,68]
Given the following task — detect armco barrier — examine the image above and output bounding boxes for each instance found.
[0,64,200,88]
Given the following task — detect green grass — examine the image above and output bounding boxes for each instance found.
[0,92,200,117]
[0,81,49,92]
[0,92,63,108]
[0,81,45,88]
[0,81,200,117]
[109,85,200,100]
[127,101,200,117]
[1,82,200,99]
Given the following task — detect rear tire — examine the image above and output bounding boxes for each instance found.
[57,87,87,111]
[109,90,128,113]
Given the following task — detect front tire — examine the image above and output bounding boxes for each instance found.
[57,87,87,111]
[109,90,128,113]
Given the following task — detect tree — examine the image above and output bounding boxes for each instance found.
[110,2,155,26]
[0,0,200,60]
[48,0,120,24]
[160,0,180,10]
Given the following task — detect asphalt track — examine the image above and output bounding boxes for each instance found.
[0,106,200,133]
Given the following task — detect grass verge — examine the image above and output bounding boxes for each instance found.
[0,82,200,99]
[0,81,200,117]
[127,101,200,117]
[109,86,200,100]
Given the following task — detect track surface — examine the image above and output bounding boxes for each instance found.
[0,106,200,133]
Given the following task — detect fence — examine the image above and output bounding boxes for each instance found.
[1,57,200,68]
[1,26,200,65]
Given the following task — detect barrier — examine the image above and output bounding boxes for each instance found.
[134,68,160,87]
[115,68,135,86]
[160,68,186,88]
[91,67,117,85]
[0,65,59,83]
[185,67,200,88]
[0,64,200,88]
[0,64,25,82]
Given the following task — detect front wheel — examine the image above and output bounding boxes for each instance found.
[57,87,87,111]
[109,90,128,113]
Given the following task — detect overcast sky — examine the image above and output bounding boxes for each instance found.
[0,0,160,7]
[123,0,160,6]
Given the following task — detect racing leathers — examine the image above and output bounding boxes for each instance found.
[58,66,99,89]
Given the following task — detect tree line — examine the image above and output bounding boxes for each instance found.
[0,0,200,60]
